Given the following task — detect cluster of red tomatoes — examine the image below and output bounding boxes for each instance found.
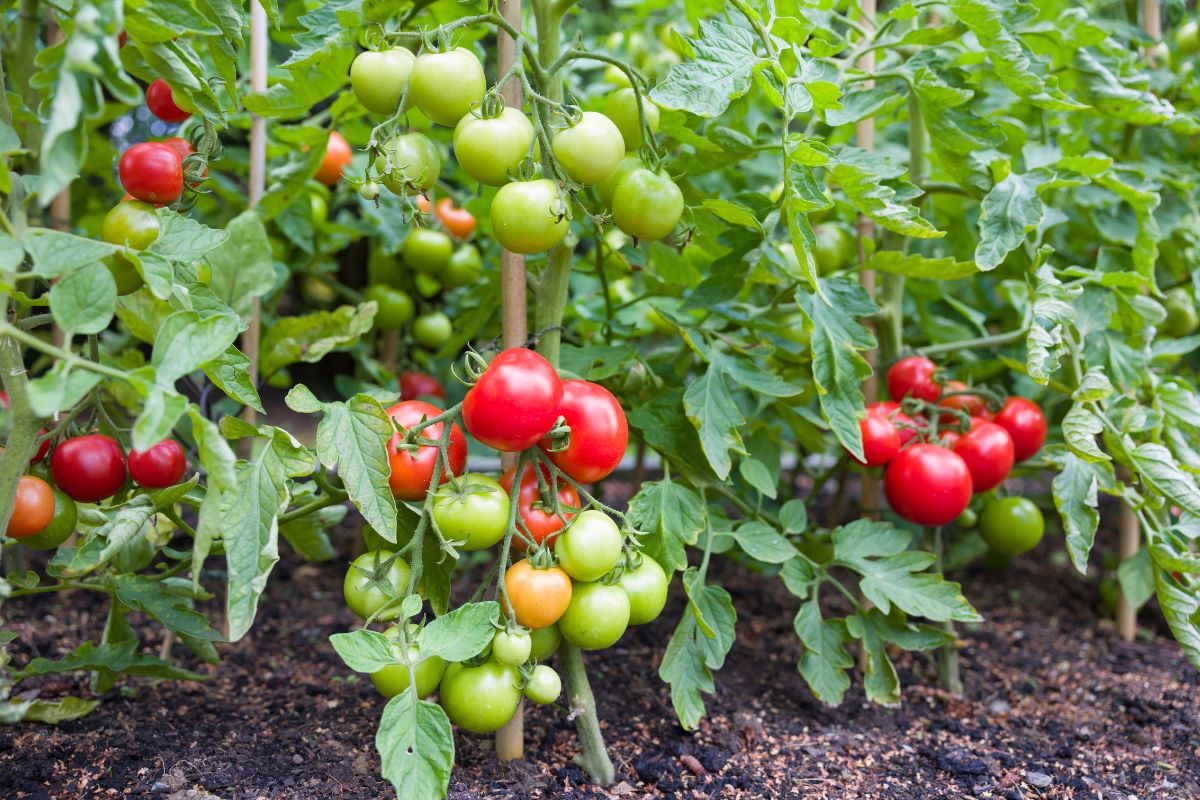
[854,356,1047,531]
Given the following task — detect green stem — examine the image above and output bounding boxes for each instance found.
[0,303,41,538]
[559,642,615,785]
[917,325,1028,358]
[931,526,962,695]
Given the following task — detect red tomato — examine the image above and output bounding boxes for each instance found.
[161,137,193,160]
[385,400,467,501]
[538,380,627,483]
[0,391,49,462]
[462,348,563,452]
[399,372,446,401]
[936,429,961,448]
[499,464,579,549]
[50,434,127,503]
[119,142,184,205]
[435,198,476,239]
[145,79,190,123]
[884,443,972,526]
[992,398,1047,462]
[852,409,900,467]
[887,356,940,403]
[128,440,188,488]
[937,380,984,421]
[868,401,920,445]
[7,475,54,539]
[316,131,352,186]
[953,420,1014,493]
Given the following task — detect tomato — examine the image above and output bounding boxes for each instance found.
[307,183,330,225]
[50,434,126,503]
[413,312,452,349]
[603,87,660,150]
[316,131,352,186]
[936,429,961,448]
[937,380,985,421]
[438,660,521,734]
[128,440,187,488]
[887,356,940,403]
[403,229,453,273]
[351,48,414,115]
[6,475,54,539]
[1177,20,1200,55]
[597,155,642,208]
[435,199,477,240]
[505,559,572,628]
[343,550,411,620]
[101,199,161,295]
[554,510,623,582]
[399,372,445,401]
[611,168,684,242]
[0,392,50,462]
[490,179,571,254]
[19,486,76,550]
[358,181,381,202]
[1163,287,1199,337]
[365,285,414,330]
[852,409,900,467]
[145,78,190,123]
[538,380,627,483]
[979,497,1044,556]
[492,630,532,666]
[617,555,669,625]
[445,245,482,287]
[529,623,561,660]
[161,137,193,161]
[385,400,467,501]
[499,465,579,548]
[453,107,533,186]
[559,581,630,651]
[992,397,1047,462]
[409,48,486,126]
[119,142,183,205]
[432,474,510,551]
[414,274,442,299]
[868,400,921,445]
[552,111,626,185]
[463,348,563,451]
[524,664,561,705]
[371,634,445,699]
[952,420,1014,493]
[957,507,978,529]
[884,443,972,526]
[812,225,855,274]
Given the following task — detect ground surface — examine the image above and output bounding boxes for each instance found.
[1,519,1197,800]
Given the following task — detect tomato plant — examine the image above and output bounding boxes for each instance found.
[499,463,580,547]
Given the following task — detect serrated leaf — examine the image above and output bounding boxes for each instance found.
[377,691,455,800]
[330,628,397,673]
[1053,454,1114,574]
[865,251,978,280]
[1130,442,1200,516]
[308,394,397,540]
[831,148,944,238]
[626,474,706,573]
[420,602,499,663]
[658,572,735,729]
[1062,405,1109,463]
[260,304,377,378]
[731,521,796,564]
[649,20,762,117]
[49,263,116,335]
[975,172,1042,271]
[793,599,852,705]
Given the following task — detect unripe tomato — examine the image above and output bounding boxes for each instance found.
[119,142,184,205]
[403,229,453,273]
[358,181,381,202]
[365,285,414,330]
[979,497,1044,556]
[413,312,452,349]
[101,199,161,295]
[992,397,1047,462]
[492,630,532,666]
[887,356,940,402]
[597,155,642,208]
[438,660,521,733]
[552,111,626,185]
[6,475,54,539]
[617,555,669,625]
[351,48,414,115]
[128,440,188,488]
[19,486,76,550]
[852,409,900,467]
[559,581,630,650]
[611,168,684,242]
[50,434,127,503]
[952,420,1014,493]
[524,664,561,705]
[603,88,660,150]
[811,224,856,274]
[371,636,445,699]
[399,372,445,402]
[315,131,352,186]
[409,48,486,126]
[385,400,467,501]
[414,274,442,299]
[490,179,571,254]
[554,510,623,582]
[145,78,190,123]
[539,380,627,483]
[453,107,533,186]
[463,348,563,451]
[431,474,510,551]
[435,199,477,240]
[499,464,579,548]
[378,132,443,193]
[1177,20,1200,55]
[445,245,482,287]
[343,550,411,620]
[1162,286,1199,337]
[884,443,972,526]
[529,623,561,660]
[505,559,572,628]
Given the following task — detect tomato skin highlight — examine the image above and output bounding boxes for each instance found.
[128,440,188,488]
[490,179,570,254]
[499,464,579,548]
[399,372,445,401]
[438,660,522,734]
[384,400,467,501]
[979,496,1044,556]
[611,168,684,242]
[145,79,190,123]
[504,559,573,629]
[952,420,1014,493]
[539,380,627,483]
[992,397,1047,462]
[463,348,563,452]
[884,443,972,526]
[119,142,184,205]
[853,409,900,467]
[618,556,669,625]
[887,356,940,403]
[7,475,55,539]
[558,581,630,651]
[50,434,127,503]
[316,131,352,186]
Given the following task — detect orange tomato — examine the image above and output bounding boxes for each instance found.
[504,559,572,629]
[7,475,54,539]
[315,131,352,186]
[435,197,476,239]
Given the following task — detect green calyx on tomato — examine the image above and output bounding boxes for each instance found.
[431,474,510,551]
[364,285,414,330]
[611,168,684,242]
[377,133,442,193]
[351,48,414,115]
[490,179,571,254]
[343,550,411,621]
[453,107,533,186]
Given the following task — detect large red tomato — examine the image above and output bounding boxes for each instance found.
[937,380,985,421]
[399,371,446,402]
[50,434,127,503]
[538,380,627,483]
[145,79,190,123]
[953,419,1014,493]
[499,464,579,548]
[852,409,900,467]
[385,400,466,501]
[868,401,921,445]
[992,397,1046,462]
[128,440,188,488]
[887,356,940,403]
[884,443,972,526]
[119,142,184,205]
[462,348,563,452]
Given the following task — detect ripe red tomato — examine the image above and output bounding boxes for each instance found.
[435,198,476,239]
[399,371,446,401]
[161,137,193,161]
[128,440,188,488]
[385,400,467,501]
[462,348,563,452]
[538,380,627,483]
[952,420,1014,493]
[7,475,54,539]
[316,131,352,186]
[852,409,900,467]
[887,356,940,403]
[992,397,1047,462]
[50,434,127,503]
[0,391,49,462]
[119,142,184,205]
[884,443,972,526]
[145,79,190,123]
[937,380,984,420]
[868,401,920,445]
[499,464,579,548]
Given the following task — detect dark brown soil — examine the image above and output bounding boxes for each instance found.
[1,519,1197,800]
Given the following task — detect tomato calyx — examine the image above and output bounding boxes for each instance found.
[352,551,411,619]
[524,539,561,571]
[538,416,572,453]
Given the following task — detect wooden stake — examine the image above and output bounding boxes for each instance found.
[239,0,268,455]
[856,0,879,522]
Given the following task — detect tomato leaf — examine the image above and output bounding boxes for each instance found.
[204,211,276,318]
[730,521,796,564]
[864,251,978,280]
[260,304,378,378]
[420,601,500,663]
[975,171,1042,271]
[49,263,116,335]
[830,148,944,239]
[626,474,706,574]
[330,629,398,673]
[793,598,853,705]
[376,690,455,800]
[650,20,762,118]
[659,571,735,730]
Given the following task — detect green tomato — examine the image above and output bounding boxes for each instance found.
[523,664,561,705]
[603,88,660,151]
[617,556,669,625]
[453,107,533,186]
[102,200,160,250]
[979,497,1044,557]
[413,311,453,349]
[597,155,642,208]
[370,632,446,699]
[409,48,486,127]
[431,474,510,551]
[367,249,405,288]
[414,273,442,299]
[552,111,626,185]
[364,285,414,330]
[351,48,414,115]
[1163,286,1199,337]
[377,133,442,193]
[403,229,453,274]
[812,224,855,275]
[20,487,77,551]
[957,508,979,530]
[611,168,683,242]
[490,179,570,254]
[308,187,329,226]
[554,510,623,582]
[438,659,522,734]
[528,623,561,661]
[492,630,532,666]
[445,246,483,287]
[558,581,630,651]
[358,181,381,202]
[301,274,337,307]
[1177,20,1200,56]
[343,550,411,620]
